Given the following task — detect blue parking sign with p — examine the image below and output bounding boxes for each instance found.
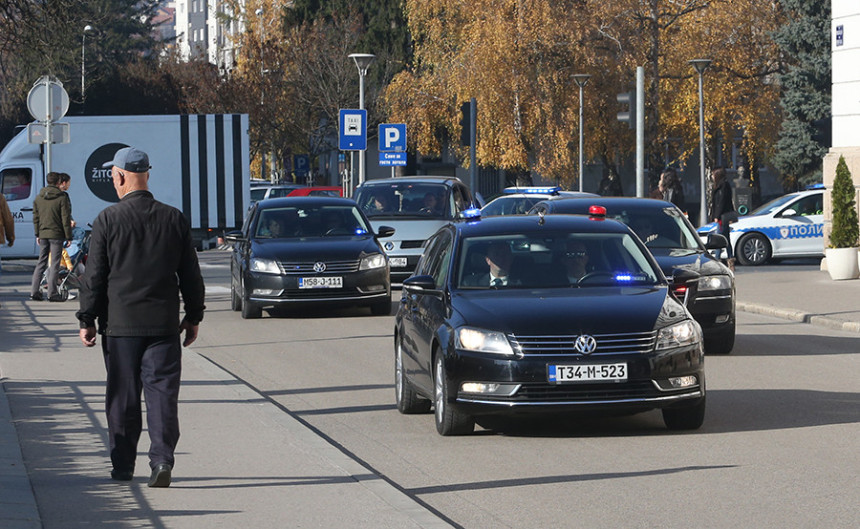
[379,124,407,152]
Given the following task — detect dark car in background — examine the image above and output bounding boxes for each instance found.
[226,197,394,318]
[530,197,735,354]
[394,212,706,436]
[354,176,476,283]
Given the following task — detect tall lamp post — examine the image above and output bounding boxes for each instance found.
[689,58,712,227]
[572,74,591,193]
[348,53,375,187]
[256,8,267,180]
[81,25,93,112]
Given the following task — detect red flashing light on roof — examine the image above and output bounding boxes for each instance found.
[588,205,607,219]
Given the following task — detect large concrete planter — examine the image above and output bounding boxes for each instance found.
[825,247,860,280]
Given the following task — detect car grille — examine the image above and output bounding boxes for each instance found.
[508,331,657,356]
[278,259,360,274]
[512,380,661,402]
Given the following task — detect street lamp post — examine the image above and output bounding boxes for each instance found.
[572,74,591,193]
[81,25,93,112]
[348,53,376,187]
[256,8,267,180]
[689,58,712,227]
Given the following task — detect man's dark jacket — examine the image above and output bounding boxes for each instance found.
[76,190,205,336]
[33,185,73,240]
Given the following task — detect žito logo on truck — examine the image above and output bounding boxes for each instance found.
[85,142,128,202]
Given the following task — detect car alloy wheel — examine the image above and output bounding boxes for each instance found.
[737,233,771,266]
[433,354,474,436]
[395,337,430,414]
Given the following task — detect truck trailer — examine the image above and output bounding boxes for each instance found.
[0,114,250,258]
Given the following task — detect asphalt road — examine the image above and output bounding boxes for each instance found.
[195,251,860,528]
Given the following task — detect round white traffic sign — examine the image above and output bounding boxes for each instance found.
[27,79,70,121]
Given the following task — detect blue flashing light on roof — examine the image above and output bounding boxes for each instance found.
[503,186,561,195]
[805,183,825,190]
[461,208,482,220]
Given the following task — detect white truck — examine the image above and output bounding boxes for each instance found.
[0,114,250,257]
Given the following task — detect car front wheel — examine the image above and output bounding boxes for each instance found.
[736,233,771,266]
[240,283,262,319]
[434,354,474,436]
[230,280,241,312]
[395,337,431,414]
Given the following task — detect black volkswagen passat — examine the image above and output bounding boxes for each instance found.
[530,197,735,355]
[395,211,706,436]
[226,197,394,319]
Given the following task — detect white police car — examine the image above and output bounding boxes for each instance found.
[700,188,824,266]
[481,186,597,216]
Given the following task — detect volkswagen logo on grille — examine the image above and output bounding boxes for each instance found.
[384,242,394,251]
[574,335,597,355]
[313,262,327,273]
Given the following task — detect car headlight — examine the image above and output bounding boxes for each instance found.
[655,320,701,350]
[359,253,386,270]
[455,327,515,356]
[698,275,732,291]
[250,257,280,274]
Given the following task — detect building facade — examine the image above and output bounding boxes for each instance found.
[174,0,243,70]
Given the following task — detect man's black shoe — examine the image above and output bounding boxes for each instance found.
[30,293,43,301]
[111,468,134,481]
[148,463,172,488]
[47,295,65,302]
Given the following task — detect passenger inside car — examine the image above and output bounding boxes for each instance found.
[462,242,515,287]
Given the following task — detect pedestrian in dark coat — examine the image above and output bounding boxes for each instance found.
[597,169,623,196]
[76,147,205,488]
[709,167,736,268]
[30,172,73,301]
[659,168,686,212]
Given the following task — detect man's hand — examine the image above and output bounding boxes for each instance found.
[80,327,97,347]
[6,239,12,247]
[64,240,71,248]
[180,320,199,347]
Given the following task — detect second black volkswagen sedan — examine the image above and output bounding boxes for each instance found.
[227,197,394,318]
[395,211,706,435]
[530,197,735,355]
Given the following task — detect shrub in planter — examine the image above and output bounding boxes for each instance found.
[830,155,859,249]
[826,156,859,280]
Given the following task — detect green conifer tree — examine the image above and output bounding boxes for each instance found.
[829,156,859,248]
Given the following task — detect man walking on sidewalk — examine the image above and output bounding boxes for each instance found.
[30,171,73,301]
[76,147,205,488]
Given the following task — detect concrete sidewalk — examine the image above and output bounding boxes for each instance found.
[2,259,858,528]
[0,279,451,528]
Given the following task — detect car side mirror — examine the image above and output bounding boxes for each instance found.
[224,230,245,243]
[376,226,395,238]
[402,274,437,292]
[705,233,728,250]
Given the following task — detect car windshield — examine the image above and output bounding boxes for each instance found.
[456,232,660,289]
[748,193,800,216]
[355,183,453,219]
[482,196,545,216]
[253,205,370,239]
[609,207,702,250]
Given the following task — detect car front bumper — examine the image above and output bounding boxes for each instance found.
[245,267,390,307]
[444,344,705,415]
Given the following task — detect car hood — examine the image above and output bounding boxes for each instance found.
[648,249,729,277]
[452,286,680,335]
[366,218,449,242]
[250,236,382,261]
